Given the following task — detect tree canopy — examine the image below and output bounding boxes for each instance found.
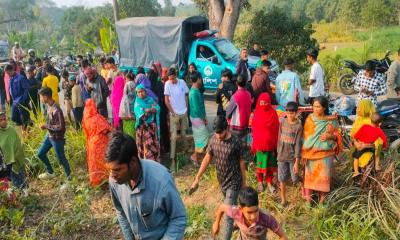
[239,7,317,72]
[241,0,399,27]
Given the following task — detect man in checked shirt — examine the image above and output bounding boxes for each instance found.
[354,60,387,106]
[37,87,71,191]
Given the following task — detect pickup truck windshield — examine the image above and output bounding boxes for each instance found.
[214,39,239,61]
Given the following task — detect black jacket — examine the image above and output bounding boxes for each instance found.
[216,80,237,116]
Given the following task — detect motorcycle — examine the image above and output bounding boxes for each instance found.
[337,51,392,95]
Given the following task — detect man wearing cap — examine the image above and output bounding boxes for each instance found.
[26,65,40,116]
[306,48,325,103]
[275,58,305,107]
[164,67,190,171]
[84,67,110,118]
[5,64,31,130]
[0,112,28,192]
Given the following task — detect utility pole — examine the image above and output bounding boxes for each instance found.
[112,0,120,23]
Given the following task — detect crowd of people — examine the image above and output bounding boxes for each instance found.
[0,43,399,239]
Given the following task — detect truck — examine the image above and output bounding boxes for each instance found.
[115,16,256,90]
[0,40,8,62]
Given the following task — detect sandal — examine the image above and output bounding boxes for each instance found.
[190,154,199,167]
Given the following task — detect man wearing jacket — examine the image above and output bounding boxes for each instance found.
[251,60,275,104]
[235,48,251,82]
[5,64,30,130]
[106,132,187,240]
[216,69,237,116]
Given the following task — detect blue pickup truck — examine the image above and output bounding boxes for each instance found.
[116,16,257,90]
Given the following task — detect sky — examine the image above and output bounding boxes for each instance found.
[53,0,193,8]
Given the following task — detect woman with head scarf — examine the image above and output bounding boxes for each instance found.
[110,72,125,129]
[302,96,343,204]
[161,67,168,84]
[152,61,162,79]
[82,99,112,187]
[251,93,280,193]
[350,99,375,137]
[119,71,136,138]
[147,69,170,154]
[134,84,161,162]
[135,73,158,101]
[350,99,383,171]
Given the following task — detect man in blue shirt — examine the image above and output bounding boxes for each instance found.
[5,64,30,130]
[275,58,305,107]
[105,132,187,240]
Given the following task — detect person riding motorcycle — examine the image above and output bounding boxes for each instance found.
[28,49,36,66]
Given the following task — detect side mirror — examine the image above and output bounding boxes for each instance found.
[212,56,220,65]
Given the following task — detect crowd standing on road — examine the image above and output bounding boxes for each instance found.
[0,44,399,239]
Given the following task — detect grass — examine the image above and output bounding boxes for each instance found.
[317,24,400,64]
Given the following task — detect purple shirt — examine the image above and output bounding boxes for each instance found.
[225,205,280,240]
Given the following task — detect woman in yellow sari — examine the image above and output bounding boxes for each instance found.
[302,96,343,204]
[350,99,375,137]
[350,99,383,170]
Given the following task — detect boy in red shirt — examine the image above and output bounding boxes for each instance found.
[353,113,388,177]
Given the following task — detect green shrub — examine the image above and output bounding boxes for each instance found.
[185,205,212,238]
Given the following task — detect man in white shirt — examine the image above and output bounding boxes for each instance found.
[164,67,190,172]
[306,49,325,103]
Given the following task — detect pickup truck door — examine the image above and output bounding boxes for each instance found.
[194,44,224,90]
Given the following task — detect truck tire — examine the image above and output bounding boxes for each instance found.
[337,73,356,95]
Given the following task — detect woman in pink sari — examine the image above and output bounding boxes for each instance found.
[111,73,125,129]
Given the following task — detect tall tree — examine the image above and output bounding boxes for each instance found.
[193,0,250,40]
[337,0,362,27]
[161,0,176,16]
[305,0,325,23]
[291,0,308,21]
[118,0,161,18]
[361,0,391,28]
[239,7,316,72]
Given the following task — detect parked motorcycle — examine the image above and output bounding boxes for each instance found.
[337,51,392,95]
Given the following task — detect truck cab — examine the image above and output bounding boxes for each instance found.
[0,40,9,62]
[188,38,239,90]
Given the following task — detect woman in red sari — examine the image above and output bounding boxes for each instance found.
[252,93,280,193]
[82,99,112,187]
